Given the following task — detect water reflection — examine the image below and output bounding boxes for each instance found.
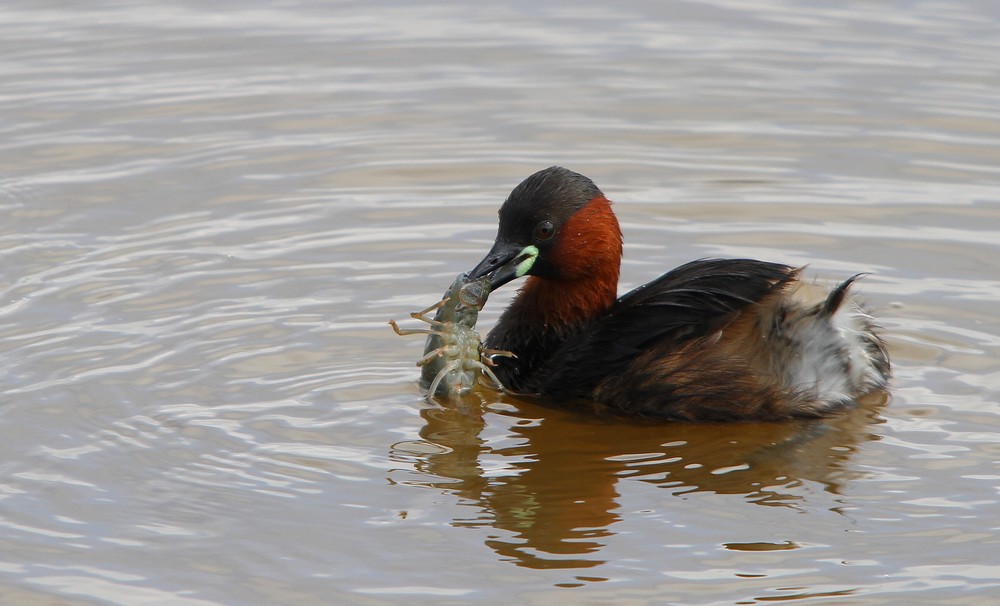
[392,393,885,570]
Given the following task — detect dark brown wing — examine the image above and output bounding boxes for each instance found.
[539,258,797,397]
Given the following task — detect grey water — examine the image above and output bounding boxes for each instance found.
[1,1,999,604]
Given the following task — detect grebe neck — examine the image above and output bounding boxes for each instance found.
[514,270,619,332]
[515,195,622,330]
[484,269,618,393]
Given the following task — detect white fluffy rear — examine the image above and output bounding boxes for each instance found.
[776,279,890,410]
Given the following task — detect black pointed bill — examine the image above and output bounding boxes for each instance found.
[467,241,539,290]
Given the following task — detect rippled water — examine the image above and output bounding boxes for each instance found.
[1,1,999,604]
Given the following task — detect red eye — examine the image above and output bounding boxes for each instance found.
[534,220,555,242]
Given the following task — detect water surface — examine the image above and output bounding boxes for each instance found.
[1,1,999,604]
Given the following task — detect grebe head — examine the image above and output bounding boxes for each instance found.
[467,166,622,291]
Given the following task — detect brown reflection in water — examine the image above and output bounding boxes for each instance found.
[391,392,885,570]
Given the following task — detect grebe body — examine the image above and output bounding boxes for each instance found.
[466,167,889,421]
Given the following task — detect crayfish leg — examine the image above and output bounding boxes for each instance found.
[427,360,462,399]
[415,345,458,367]
[389,320,447,337]
[409,297,449,322]
[477,363,506,390]
[480,348,517,366]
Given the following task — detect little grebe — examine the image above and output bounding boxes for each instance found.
[466,166,890,421]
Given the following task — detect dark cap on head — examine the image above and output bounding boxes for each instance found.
[497,167,604,246]
[467,166,608,289]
